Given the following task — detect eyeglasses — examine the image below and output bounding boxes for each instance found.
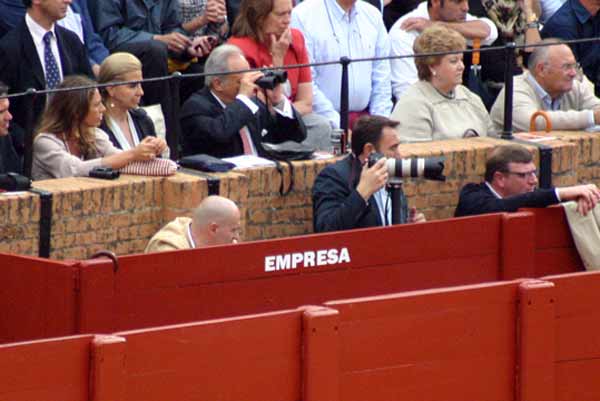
[559,62,581,72]
[504,170,537,179]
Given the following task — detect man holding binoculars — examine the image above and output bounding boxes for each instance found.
[312,115,427,233]
[180,44,306,158]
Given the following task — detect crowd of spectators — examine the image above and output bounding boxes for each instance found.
[0,0,600,245]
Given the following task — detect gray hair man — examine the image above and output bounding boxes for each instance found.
[491,39,600,132]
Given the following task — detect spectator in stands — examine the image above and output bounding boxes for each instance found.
[179,0,229,42]
[145,195,241,252]
[291,0,392,129]
[391,25,492,142]
[389,0,498,99]
[0,0,108,77]
[180,44,306,158]
[32,75,163,180]
[89,0,214,132]
[97,53,168,154]
[539,0,566,22]
[312,115,425,233]
[0,81,20,174]
[228,0,332,150]
[490,40,600,132]
[542,0,600,96]
[0,0,93,156]
[455,144,600,217]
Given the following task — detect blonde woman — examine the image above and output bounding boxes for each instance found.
[32,75,161,180]
[391,25,493,142]
[98,52,168,153]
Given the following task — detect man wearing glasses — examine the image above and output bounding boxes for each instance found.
[490,39,600,132]
[454,144,600,217]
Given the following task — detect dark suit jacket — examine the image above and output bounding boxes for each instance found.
[454,182,560,217]
[312,154,408,233]
[99,108,157,150]
[0,19,93,154]
[179,87,306,158]
[0,133,21,174]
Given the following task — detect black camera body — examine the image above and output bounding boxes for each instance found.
[0,173,31,191]
[256,70,288,90]
[89,167,120,180]
[368,152,446,182]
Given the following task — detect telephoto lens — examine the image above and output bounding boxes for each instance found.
[367,152,446,181]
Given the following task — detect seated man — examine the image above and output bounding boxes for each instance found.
[490,39,600,132]
[455,144,600,217]
[312,115,425,233]
[0,0,93,155]
[145,195,241,252]
[542,0,600,95]
[291,0,392,129]
[389,0,498,99]
[180,44,306,158]
[0,82,19,174]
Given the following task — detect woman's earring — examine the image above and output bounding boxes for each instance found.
[432,70,437,77]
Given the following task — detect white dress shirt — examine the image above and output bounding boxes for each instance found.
[105,112,141,150]
[291,0,392,128]
[388,2,498,99]
[25,13,64,86]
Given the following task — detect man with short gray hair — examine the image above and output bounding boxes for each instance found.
[180,44,306,158]
[490,39,600,132]
[145,195,242,252]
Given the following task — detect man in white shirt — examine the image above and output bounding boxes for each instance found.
[291,0,392,129]
[389,0,498,99]
[490,40,600,132]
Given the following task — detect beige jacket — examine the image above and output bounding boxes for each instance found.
[563,202,600,271]
[32,128,120,180]
[145,217,193,253]
[490,72,600,132]
[391,80,492,143]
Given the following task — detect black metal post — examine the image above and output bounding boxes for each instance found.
[387,180,407,225]
[339,56,350,153]
[501,43,516,140]
[167,72,182,161]
[22,88,38,179]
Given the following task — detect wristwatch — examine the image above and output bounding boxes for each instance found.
[526,13,540,29]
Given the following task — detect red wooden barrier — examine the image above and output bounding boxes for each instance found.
[324,282,520,401]
[522,206,584,276]
[541,271,600,401]
[76,213,509,333]
[0,335,94,401]
[0,253,78,343]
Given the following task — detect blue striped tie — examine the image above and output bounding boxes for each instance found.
[43,31,61,89]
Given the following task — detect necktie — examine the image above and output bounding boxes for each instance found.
[239,126,253,155]
[43,32,61,89]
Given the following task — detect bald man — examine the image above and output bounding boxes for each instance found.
[145,195,242,253]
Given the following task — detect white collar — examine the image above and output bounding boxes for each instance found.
[106,111,139,150]
[210,90,227,109]
[485,181,503,199]
[186,222,197,248]
[26,13,56,47]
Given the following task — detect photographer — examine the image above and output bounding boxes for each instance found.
[180,44,306,158]
[312,115,425,233]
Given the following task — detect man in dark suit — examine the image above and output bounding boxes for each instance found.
[0,0,93,156]
[312,115,425,233]
[0,81,20,174]
[180,44,306,158]
[455,144,600,217]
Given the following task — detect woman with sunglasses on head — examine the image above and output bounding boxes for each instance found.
[97,52,168,154]
[32,75,162,180]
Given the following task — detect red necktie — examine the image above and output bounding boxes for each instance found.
[240,127,253,155]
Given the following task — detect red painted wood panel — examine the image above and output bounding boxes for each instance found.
[77,215,505,333]
[113,309,304,401]
[325,282,519,401]
[0,253,78,343]
[0,335,93,401]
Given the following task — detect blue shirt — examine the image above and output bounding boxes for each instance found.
[542,0,600,89]
[0,0,108,66]
[291,0,392,128]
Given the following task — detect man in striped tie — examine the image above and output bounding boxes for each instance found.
[180,44,306,158]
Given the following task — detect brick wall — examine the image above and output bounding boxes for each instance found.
[0,134,596,260]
